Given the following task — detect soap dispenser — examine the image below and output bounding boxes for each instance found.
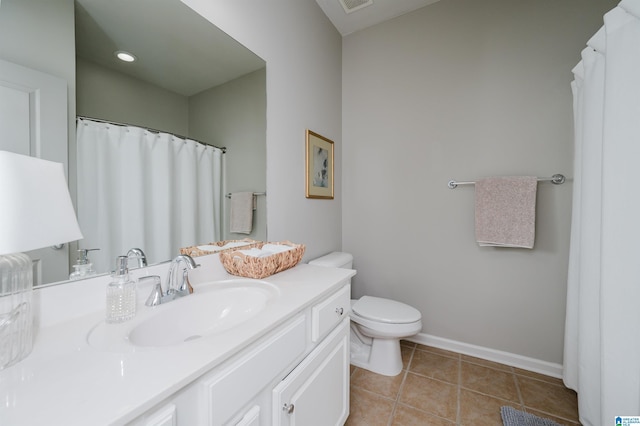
[105,255,137,324]
[69,248,99,280]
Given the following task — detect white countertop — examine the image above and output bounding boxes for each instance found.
[0,259,355,426]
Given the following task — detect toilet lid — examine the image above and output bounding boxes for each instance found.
[352,296,421,324]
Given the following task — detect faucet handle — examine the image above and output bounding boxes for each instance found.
[178,268,194,294]
[164,255,200,299]
[140,275,163,306]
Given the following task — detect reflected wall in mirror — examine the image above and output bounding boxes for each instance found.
[0,0,267,286]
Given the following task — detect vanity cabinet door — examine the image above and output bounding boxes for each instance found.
[272,318,350,426]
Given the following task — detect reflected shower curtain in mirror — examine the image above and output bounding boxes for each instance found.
[77,118,223,274]
[564,2,640,425]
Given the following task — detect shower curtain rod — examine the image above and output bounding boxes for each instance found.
[76,115,227,153]
[447,173,566,189]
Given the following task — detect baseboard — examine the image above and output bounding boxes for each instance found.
[405,332,564,379]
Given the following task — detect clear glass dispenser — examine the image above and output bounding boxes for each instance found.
[69,248,99,280]
[105,256,137,324]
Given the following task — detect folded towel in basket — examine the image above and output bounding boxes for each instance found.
[196,241,253,252]
[475,176,537,249]
[237,248,272,258]
[261,244,294,253]
[237,244,294,258]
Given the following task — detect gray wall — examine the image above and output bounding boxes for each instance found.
[76,58,189,136]
[0,0,75,173]
[183,0,344,261]
[189,68,267,241]
[342,0,613,364]
[0,0,74,89]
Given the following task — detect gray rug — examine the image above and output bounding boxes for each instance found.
[501,406,562,426]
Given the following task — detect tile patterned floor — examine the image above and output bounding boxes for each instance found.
[346,341,580,426]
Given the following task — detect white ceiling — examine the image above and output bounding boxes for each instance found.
[315,0,442,36]
[75,0,265,97]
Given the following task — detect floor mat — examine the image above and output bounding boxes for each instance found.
[501,406,562,426]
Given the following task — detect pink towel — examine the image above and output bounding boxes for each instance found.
[474,176,537,249]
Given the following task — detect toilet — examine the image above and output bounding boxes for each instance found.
[308,252,422,376]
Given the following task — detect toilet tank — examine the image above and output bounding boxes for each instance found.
[308,252,353,269]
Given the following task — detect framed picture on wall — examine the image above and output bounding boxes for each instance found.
[305,129,334,199]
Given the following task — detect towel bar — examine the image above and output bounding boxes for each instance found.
[226,192,266,198]
[447,174,565,189]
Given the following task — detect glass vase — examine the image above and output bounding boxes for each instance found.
[0,252,34,370]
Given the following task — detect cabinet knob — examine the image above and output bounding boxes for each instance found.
[283,403,295,414]
[335,307,344,316]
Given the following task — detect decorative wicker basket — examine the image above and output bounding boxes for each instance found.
[219,241,306,279]
[179,239,260,258]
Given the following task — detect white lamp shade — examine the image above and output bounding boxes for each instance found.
[0,151,83,255]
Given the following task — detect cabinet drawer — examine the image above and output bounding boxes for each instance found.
[311,284,350,342]
[202,315,306,426]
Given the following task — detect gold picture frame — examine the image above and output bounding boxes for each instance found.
[305,130,334,199]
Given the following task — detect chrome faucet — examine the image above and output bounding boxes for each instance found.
[144,254,199,306]
[166,254,198,296]
[126,247,147,269]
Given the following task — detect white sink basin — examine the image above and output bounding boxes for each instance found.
[88,279,279,350]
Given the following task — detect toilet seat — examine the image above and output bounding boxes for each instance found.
[352,296,421,324]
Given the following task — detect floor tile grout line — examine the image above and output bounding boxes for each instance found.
[513,370,525,409]
[524,408,580,425]
[516,376,581,423]
[393,402,458,425]
[458,386,526,407]
[387,345,415,426]
[415,345,461,361]
[350,384,398,402]
[457,360,528,405]
[514,373,567,387]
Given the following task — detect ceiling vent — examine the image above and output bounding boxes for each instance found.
[338,0,374,14]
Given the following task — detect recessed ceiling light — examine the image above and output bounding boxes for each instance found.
[115,50,136,63]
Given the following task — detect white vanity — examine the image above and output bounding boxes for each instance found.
[0,256,355,426]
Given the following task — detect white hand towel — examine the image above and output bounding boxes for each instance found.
[261,243,294,253]
[474,176,537,249]
[237,248,272,258]
[197,241,253,252]
[230,192,254,234]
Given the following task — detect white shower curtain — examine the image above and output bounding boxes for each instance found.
[564,2,640,425]
[76,118,223,274]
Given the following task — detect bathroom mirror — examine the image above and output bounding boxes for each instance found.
[0,0,266,285]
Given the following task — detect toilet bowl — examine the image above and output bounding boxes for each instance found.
[308,252,422,376]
